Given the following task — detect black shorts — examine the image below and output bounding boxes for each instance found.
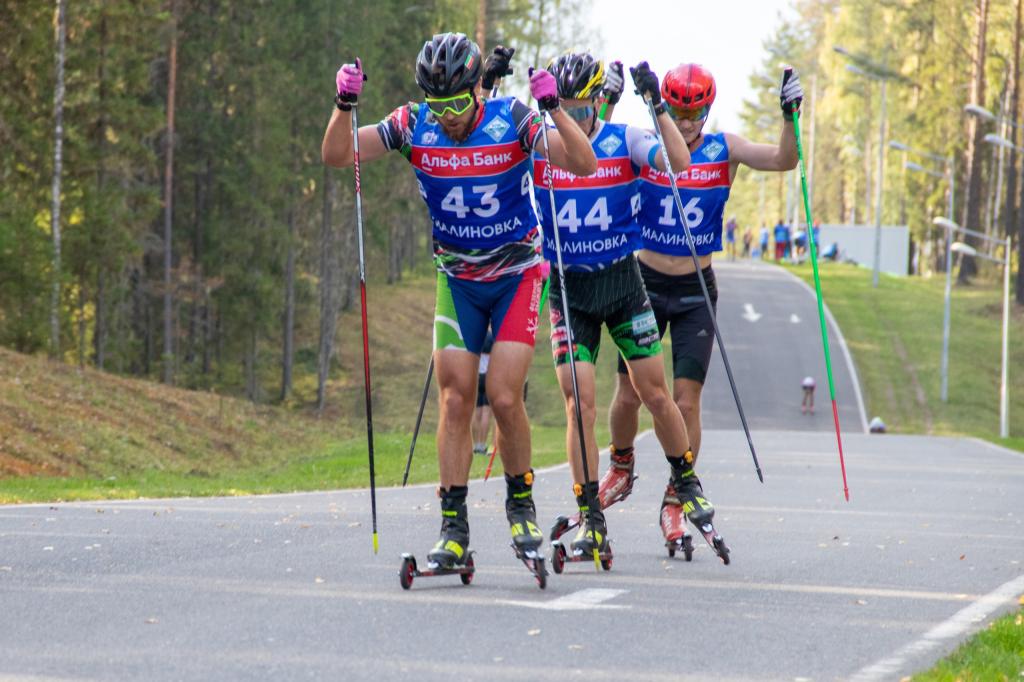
[616,261,718,384]
[549,256,662,366]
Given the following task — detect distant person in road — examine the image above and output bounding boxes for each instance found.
[606,63,802,545]
[801,375,815,414]
[725,217,738,261]
[759,224,770,260]
[773,219,789,261]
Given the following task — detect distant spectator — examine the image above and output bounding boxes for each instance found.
[759,225,769,260]
[773,220,790,261]
[742,228,752,258]
[725,217,738,261]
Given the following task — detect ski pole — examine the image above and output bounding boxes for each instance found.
[483,445,498,481]
[643,97,764,483]
[789,70,850,501]
[536,74,601,570]
[402,355,434,487]
[350,73,379,553]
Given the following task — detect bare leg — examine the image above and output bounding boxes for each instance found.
[626,356,690,455]
[555,362,598,483]
[673,377,705,460]
[608,370,643,450]
[434,349,479,487]
[486,341,534,477]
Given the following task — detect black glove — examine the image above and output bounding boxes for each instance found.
[780,67,803,120]
[630,61,661,105]
[602,60,624,105]
[482,46,515,91]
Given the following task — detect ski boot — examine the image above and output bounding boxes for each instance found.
[399,485,475,589]
[550,445,637,542]
[551,482,613,573]
[505,470,548,589]
[660,485,694,561]
[667,452,730,565]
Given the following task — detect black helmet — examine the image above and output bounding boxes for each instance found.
[415,32,482,97]
[547,52,605,100]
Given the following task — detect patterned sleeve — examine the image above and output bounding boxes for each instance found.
[625,125,662,169]
[376,103,420,161]
[508,97,545,154]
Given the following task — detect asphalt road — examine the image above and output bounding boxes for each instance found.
[1,261,1021,682]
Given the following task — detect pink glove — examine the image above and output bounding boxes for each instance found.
[529,68,559,111]
[335,58,364,106]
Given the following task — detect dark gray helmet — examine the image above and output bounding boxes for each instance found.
[547,52,605,100]
[415,32,482,97]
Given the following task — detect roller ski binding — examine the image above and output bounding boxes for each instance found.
[506,471,548,589]
[660,485,694,561]
[551,482,613,573]
[399,485,475,590]
[549,445,637,542]
[668,452,730,565]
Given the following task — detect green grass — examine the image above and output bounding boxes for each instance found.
[912,607,1024,681]
[785,261,1024,448]
[0,271,644,502]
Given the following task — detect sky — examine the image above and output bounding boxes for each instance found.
[588,0,797,132]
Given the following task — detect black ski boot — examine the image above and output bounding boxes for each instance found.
[506,470,548,588]
[667,452,729,565]
[426,485,471,569]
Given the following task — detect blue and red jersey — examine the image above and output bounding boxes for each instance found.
[377,96,544,280]
[534,121,658,269]
[638,132,732,257]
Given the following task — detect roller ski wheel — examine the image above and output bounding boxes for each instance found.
[511,544,549,590]
[550,540,614,572]
[695,522,730,565]
[666,532,694,561]
[398,552,476,590]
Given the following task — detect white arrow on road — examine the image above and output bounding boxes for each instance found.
[497,588,629,611]
[790,314,801,324]
[742,303,762,323]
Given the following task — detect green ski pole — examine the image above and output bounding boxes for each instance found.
[789,69,850,501]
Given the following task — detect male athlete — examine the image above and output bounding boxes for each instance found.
[322,33,596,570]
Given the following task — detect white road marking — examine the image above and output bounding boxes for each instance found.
[790,313,801,323]
[850,573,1024,681]
[497,588,629,611]
[742,303,762,322]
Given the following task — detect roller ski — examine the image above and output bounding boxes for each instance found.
[667,453,730,565]
[505,471,548,589]
[549,446,637,542]
[660,485,695,561]
[399,485,475,590]
[551,482,614,573]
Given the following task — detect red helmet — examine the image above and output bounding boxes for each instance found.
[661,63,716,112]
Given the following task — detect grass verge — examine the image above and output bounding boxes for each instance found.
[911,606,1024,681]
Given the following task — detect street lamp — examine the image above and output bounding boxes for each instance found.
[836,46,894,288]
[967,105,1023,238]
[984,133,1024,153]
[933,216,1012,437]
[904,161,944,178]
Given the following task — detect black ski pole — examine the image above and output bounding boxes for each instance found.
[350,69,380,552]
[402,355,434,487]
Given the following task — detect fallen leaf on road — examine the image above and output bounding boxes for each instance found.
[960,554,966,560]
[348,522,361,528]
[527,629,541,636]
[315,577,324,584]
[568,644,583,650]
[42,546,53,552]
[145,618,158,624]
[855,599,867,605]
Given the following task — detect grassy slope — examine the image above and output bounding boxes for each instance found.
[0,272,650,502]
[786,262,1023,445]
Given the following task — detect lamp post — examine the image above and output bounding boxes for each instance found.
[835,46,902,288]
[948,238,1012,438]
[933,216,1012,435]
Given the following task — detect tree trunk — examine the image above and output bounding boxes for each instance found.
[162,0,179,382]
[317,165,337,413]
[93,10,108,370]
[48,0,67,359]
[959,0,990,284]
[95,270,106,369]
[1009,0,1023,304]
[280,202,296,401]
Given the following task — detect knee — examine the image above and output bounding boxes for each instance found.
[564,394,597,427]
[637,383,674,415]
[440,386,474,420]
[676,396,700,422]
[488,385,523,418]
[613,379,643,411]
